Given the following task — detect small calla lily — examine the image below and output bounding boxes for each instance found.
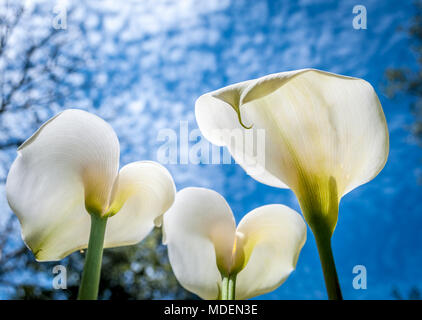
[163,187,307,300]
[6,109,175,299]
[195,69,389,299]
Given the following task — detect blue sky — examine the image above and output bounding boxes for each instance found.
[1,0,421,299]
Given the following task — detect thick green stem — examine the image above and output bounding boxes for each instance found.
[77,214,108,300]
[311,223,343,300]
[297,174,343,300]
[220,274,237,300]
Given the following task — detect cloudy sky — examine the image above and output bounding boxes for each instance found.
[1,0,420,299]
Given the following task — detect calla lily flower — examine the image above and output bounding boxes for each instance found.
[7,109,175,260]
[163,187,307,300]
[195,69,389,299]
[6,109,175,299]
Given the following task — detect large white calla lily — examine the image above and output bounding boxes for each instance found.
[195,69,389,299]
[163,187,306,300]
[6,109,175,299]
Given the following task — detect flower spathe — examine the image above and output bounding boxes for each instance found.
[195,69,389,235]
[6,109,176,261]
[163,187,307,300]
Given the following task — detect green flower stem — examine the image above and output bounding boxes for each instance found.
[310,221,343,300]
[220,274,237,300]
[77,214,108,300]
[221,276,229,300]
[228,274,237,300]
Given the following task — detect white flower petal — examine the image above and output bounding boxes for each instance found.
[235,204,307,300]
[6,109,120,261]
[196,81,289,189]
[196,69,389,232]
[163,187,236,300]
[104,161,176,248]
[195,69,389,197]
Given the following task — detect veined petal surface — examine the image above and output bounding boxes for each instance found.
[196,69,389,231]
[104,161,176,248]
[163,188,236,300]
[195,69,389,197]
[6,109,120,261]
[235,204,307,300]
[163,188,306,300]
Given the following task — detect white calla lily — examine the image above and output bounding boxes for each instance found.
[163,187,306,300]
[6,109,175,299]
[7,109,175,261]
[195,69,389,299]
